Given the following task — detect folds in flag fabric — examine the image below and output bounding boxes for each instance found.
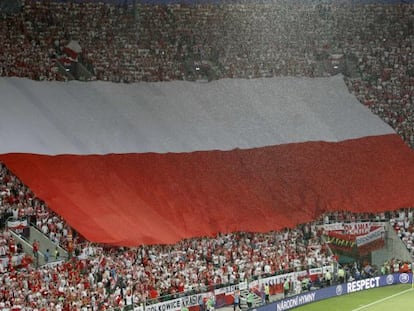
[1,75,414,246]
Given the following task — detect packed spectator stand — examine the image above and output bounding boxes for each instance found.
[1,0,414,310]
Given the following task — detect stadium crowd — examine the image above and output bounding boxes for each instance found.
[0,0,413,146]
[1,0,414,310]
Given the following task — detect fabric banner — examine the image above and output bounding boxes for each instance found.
[308,266,332,276]
[326,232,356,250]
[326,223,385,255]
[321,222,381,235]
[145,293,206,311]
[342,222,373,235]
[2,76,414,246]
[7,219,28,230]
[319,223,344,232]
[356,226,385,247]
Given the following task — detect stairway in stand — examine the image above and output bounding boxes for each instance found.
[239,288,263,310]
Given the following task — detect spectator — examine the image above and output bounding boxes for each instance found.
[283,278,290,297]
[44,248,50,263]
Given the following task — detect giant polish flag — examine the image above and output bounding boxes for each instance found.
[1,75,414,246]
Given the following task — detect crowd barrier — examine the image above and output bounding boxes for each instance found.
[122,265,335,311]
[258,272,413,311]
[109,269,412,311]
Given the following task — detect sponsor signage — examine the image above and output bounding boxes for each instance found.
[255,273,413,311]
[347,277,380,293]
[144,273,413,311]
[274,292,317,311]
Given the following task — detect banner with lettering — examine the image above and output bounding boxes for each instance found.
[258,271,301,287]
[318,222,344,232]
[356,226,385,247]
[256,273,413,311]
[308,265,333,278]
[342,222,373,235]
[145,293,207,311]
[324,222,385,255]
[320,222,387,235]
[326,231,356,254]
[356,226,385,255]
